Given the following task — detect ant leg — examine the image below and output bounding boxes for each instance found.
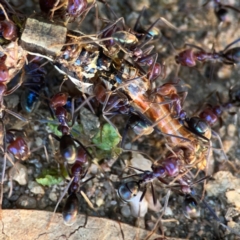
[223,37,240,52]
[4,108,27,122]
[48,177,74,229]
[4,68,25,96]
[49,0,65,20]
[29,145,49,163]
[184,43,205,52]
[0,3,10,21]
[133,6,146,32]
[211,129,228,161]
[150,182,157,205]
[97,17,125,36]
[139,185,147,202]
[74,96,96,116]
[75,0,96,27]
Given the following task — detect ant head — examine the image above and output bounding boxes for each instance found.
[186,117,211,140]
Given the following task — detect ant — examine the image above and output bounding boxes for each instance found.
[58,145,92,226]
[175,37,240,67]
[48,0,95,25]
[203,0,240,23]
[118,150,196,205]
[98,15,165,82]
[49,92,92,163]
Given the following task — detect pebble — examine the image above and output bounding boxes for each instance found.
[227,124,236,137]
[222,139,235,153]
[164,206,173,216]
[205,171,240,196]
[226,190,240,208]
[129,191,148,218]
[49,190,58,202]
[35,137,43,147]
[16,195,37,209]
[38,196,48,209]
[4,94,19,108]
[121,205,131,218]
[128,0,150,11]
[130,153,152,172]
[9,163,28,185]
[28,181,45,195]
[96,198,104,207]
[80,107,100,137]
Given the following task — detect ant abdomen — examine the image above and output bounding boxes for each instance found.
[60,135,77,164]
[62,193,79,226]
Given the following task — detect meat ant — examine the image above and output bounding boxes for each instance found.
[48,0,95,25]
[175,37,240,67]
[203,0,240,23]
[49,91,93,162]
[53,145,93,226]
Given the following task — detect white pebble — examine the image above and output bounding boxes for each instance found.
[129,191,148,218]
[227,124,236,137]
[96,198,104,207]
[121,205,131,217]
[28,181,45,195]
[9,163,28,185]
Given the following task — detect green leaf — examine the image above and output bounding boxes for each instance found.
[47,119,62,137]
[92,123,121,151]
[36,168,65,186]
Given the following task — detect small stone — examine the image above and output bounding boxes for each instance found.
[130,153,152,172]
[28,181,45,195]
[164,206,173,216]
[110,200,117,206]
[226,190,240,208]
[4,94,19,109]
[222,139,235,154]
[129,191,148,218]
[121,205,131,218]
[35,137,43,147]
[38,197,48,209]
[9,163,28,185]
[205,171,240,196]
[227,124,236,137]
[225,207,240,221]
[16,195,37,209]
[96,198,104,207]
[128,0,150,11]
[80,107,100,137]
[49,191,58,202]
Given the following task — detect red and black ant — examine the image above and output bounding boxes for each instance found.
[59,145,92,226]
[175,37,240,67]
[203,0,240,23]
